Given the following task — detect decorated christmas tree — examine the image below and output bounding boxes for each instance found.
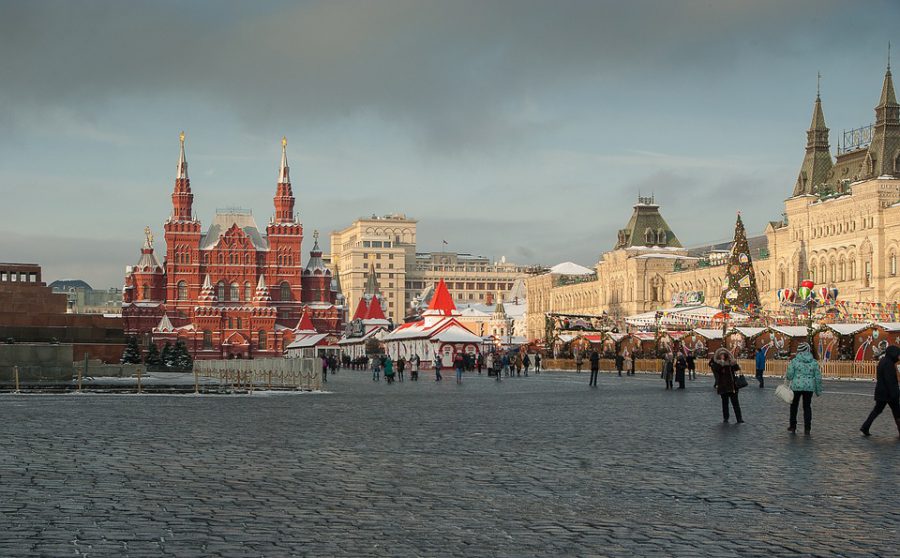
[719,213,761,311]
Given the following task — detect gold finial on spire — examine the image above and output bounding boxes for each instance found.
[143,226,154,249]
[889,41,892,71]
[179,130,185,144]
[816,71,821,97]
[313,229,319,241]
[282,136,287,148]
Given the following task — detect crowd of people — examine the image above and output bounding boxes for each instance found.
[318,344,900,438]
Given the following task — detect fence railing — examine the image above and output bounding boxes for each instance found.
[194,358,322,391]
[545,358,878,380]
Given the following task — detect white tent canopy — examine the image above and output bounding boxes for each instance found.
[624,305,749,327]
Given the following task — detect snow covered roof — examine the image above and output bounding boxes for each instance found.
[735,327,766,338]
[285,333,330,349]
[624,305,748,327]
[432,327,484,343]
[826,323,870,336]
[458,307,491,318]
[770,325,816,337]
[200,211,268,251]
[693,328,723,340]
[549,262,594,275]
[338,327,388,345]
[876,322,900,332]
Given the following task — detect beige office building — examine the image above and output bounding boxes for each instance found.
[329,214,531,324]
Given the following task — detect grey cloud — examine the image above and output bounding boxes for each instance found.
[1,0,887,152]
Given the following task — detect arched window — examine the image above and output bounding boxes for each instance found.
[230,282,239,301]
[217,281,226,301]
[258,330,267,349]
[177,280,187,300]
[809,262,816,283]
[280,282,291,301]
[839,257,846,282]
[142,285,150,299]
[849,257,856,280]
[891,252,897,277]
[244,282,252,301]
[657,229,666,245]
[830,260,837,284]
[202,330,212,349]
[820,263,826,283]
[644,228,656,245]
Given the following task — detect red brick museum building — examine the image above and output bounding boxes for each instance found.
[122,134,343,359]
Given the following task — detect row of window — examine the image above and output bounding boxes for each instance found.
[0,271,38,283]
[141,281,293,301]
[810,217,874,239]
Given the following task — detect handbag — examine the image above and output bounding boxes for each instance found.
[734,372,749,389]
[775,377,794,404]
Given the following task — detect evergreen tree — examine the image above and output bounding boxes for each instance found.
[121,336,142,364]
[720,213,761,311]
[144,342,162,366]
[160,341,174,368]
[172,340,194,371]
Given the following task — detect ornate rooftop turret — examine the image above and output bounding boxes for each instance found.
[792,79,834,196]
[866,50,900,178]
[198,274,216,303]
[253,274,271,303]
[273,136,295,223]
[171,131,194,221]
[614,195,682,250]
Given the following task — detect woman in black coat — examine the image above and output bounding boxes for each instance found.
[710,348,743,423]
[674,353,687,389]
[860,345,900,437]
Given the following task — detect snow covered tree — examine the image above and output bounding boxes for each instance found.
[144,342,162,367]
[172,340,193,371]
[160,341,175,368]
[121,336,142,364]
[719,213,761,311]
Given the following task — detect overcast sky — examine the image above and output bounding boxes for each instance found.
[1,0,898,288]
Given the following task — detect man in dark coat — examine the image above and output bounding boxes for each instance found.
[710,348,743,423]
[615,353,624,377]
[860,345,900,437]
[588,350,600,387]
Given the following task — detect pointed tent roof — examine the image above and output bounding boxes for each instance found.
[810,93,828,130]
[352,296,370,320]
[278,136,290,184]
[614,195,682,250]
[296,309,316,332]
[492,299,507,319]
[176,131,188,180]
[425,278,457,316]
[366,297,386,320]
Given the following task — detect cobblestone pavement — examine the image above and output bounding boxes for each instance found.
[2,369,898,557]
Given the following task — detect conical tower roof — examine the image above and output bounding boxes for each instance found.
[614,195,682,250]
[366,298,386,320]
[198,274,216,303]
[304,231,329,274]
[792,90,833,196]
[352,297,370,321]
[363,263,381,297]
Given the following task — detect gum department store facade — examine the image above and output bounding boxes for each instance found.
[526,64,900,342]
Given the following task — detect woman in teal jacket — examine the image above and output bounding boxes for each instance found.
[786,342,823,435]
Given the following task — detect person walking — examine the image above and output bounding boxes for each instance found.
[663,352,674,390]
[485,353,494,377]
[534,353,541,374]
[370,354,381,382]
[710,348,744,423]
[860,345,900,437]
[321,355,328,384]
[575,352,584,373]
[477,353,484,375]
[383,357,395,384]
[396,356,406,382]
[433,353,443,382]
[755,346,767,388]
[686,351,695,380]
[502,353,511,377]
[675,353,687,389]
[514,352,523,377]
[453,352,465,384]
[615,352,624,377]
[523,353,531,376]
[410,354,420,381]
[785,343,822,435]
[629,352,635,376]
[493,352,502,381]
[588,349,600,387]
